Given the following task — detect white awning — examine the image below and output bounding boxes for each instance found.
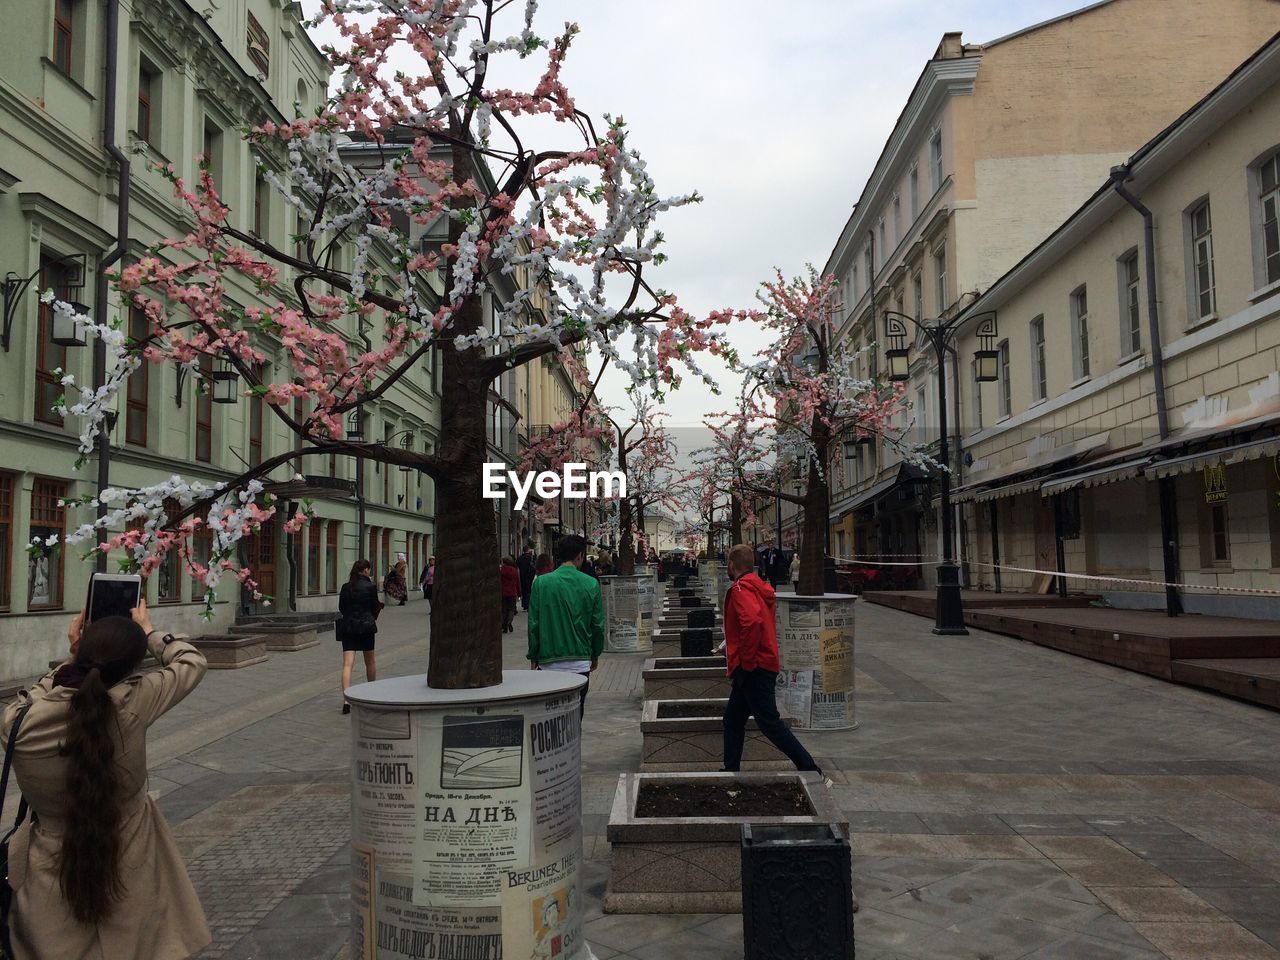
[1147,435,1280,478]
[953,433,1110,503]
[1040,457,1151,497]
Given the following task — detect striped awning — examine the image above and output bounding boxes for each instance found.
[953,433,1110,503]
[1147,435,1280,478]
[953,477,1042,504]
[1040,457,1151,497]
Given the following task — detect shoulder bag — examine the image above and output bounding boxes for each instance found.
[1,702,35,958]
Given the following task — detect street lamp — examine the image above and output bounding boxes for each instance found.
[399,432,414,473]
[210,359,240,404]
[882,309,999,635]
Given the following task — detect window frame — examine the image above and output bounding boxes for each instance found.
[932,245,947,315]
[1071,286,1091,381]
[929,129,943,193]
[157,497,183,603]
[1029,315,1047,402]
[909,164,919,220]
[326,521,340,593]
[1255,151,1280,287]
[998,340,1011,419]
[1189,201,1216,322]
[35,254,72,426]
[136,61,157,145]
[1118,250,1142,356]
[912,272,923,321]
[125,306,149,446]
[28,477,67,610]
[195,354,213,463]
[52,0,75,76]
[306,517,322,595]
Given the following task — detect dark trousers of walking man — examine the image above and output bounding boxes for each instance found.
[722,668,818,771]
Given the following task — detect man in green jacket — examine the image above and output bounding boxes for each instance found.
[528,534,606,718]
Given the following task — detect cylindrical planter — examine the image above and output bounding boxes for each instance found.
[773,593,857,730]
[603,573,654,654]
[347,671,589,960]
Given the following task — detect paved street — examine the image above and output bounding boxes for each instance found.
[130,596,1280,960]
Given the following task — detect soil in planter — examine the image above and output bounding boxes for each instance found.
[635,781,813,818]
[655,701,726,719]
[653,658,724,670]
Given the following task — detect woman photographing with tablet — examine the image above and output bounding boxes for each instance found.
[0,598,210,960]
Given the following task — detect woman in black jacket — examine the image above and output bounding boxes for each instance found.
[337,559,380,714]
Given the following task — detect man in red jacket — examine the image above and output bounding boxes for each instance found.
[500,556,521,633]
[722,543,820,773]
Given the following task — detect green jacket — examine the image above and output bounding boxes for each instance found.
[527,563,606,665]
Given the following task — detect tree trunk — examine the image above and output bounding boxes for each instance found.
[426,300,503,688]
[617,446,635,575]
[797,413,830,596]
[730,496,743,545]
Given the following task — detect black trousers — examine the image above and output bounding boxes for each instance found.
[723,668,818,772]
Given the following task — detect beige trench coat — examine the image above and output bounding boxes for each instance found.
[1,632,211,960]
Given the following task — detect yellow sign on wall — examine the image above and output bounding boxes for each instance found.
[1203,463,1228,503]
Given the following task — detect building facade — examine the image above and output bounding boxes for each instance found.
[953,33,1280,617]
[0,0,441,682]
[820,0,1280,579]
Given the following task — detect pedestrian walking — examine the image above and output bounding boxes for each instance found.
[790,551,800,593]
[500,556,521,633]
[422,556,436,609]
[534,552,553,577]
[0,601,212,960]
[527,535,605,718]
[517,547,536,611]
[337,559,380,714]
[383,553,409,606]
[721,543,821,775]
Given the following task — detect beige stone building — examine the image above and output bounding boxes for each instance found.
[953,31,1280,617]
[822,0,1280,579]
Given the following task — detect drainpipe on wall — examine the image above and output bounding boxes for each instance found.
[95,0,132,573]
[1110,164,1182,617]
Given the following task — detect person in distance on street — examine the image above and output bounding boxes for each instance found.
[383,553,409,606]
[527,535,606,719]
[1,601,211,960]
[500,556,521,633]
[421,555,436,610]
[517,546,536,611]
[337,559,380,714]
[721,542,821,776]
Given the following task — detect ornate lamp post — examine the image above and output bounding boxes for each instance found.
[882,309,998,635]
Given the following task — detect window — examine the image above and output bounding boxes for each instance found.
[998,340,1011,418]
[53,0,74,75]
[1071,287,1091,379]
[863,244,873,283]
[126,307,149,445]
[1260,152,1280,285]
[1029,316,1047,402]
[1207,501,1231,565]
[253,172,268,238]
[929,130,943,192]
[307,518,322,595]
[915,386,926,436]
[1120,251,1142,354]
[247,11,271,77]
[137,61,159,145]
[381,529,391,576]
[0,473,12,611]
[877,219,886,259]
[368,526,378,572]
[1189,202,1215,321]
[202,121,223,185]
[196,354,213,462]
[933,245,947,314]
[326,521,340,593]
[850,264,859,300]
[29,478,66,609]
[35,255,72,425]
[912,272,923,321]
[909,164,919,219]
[158,498,182,603]
[892,195,901,245]
[190,526,212,598]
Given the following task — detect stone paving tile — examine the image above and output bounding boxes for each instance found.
[1091,885,1228,923]
[1131,921,1280,959]
[917,811,1016,835]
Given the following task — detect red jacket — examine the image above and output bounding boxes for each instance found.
[500,564,521,599]
[723,572,781,675]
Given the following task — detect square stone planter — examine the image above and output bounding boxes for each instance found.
[640,698,795,772]
[604,771,847,913]
[652,629,723,660]
[642,656,729,700]
[234,621,319,651]
[186,634,270,669]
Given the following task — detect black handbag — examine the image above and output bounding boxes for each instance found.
[1,702,34,958]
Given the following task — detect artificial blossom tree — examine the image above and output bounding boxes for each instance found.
[48,0,730,689]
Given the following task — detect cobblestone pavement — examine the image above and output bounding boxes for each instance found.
[127,594,1280,959]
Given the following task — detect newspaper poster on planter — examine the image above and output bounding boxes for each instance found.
[349,686,585,959]
[774,595,856,730]
[605,575,652,653]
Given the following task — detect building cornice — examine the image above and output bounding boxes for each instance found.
[823,56,980,280]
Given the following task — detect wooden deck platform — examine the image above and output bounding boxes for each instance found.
[863,589,1098,617]
[868,594,1280,711]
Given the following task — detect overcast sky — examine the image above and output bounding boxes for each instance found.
[306,0,1086,434]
